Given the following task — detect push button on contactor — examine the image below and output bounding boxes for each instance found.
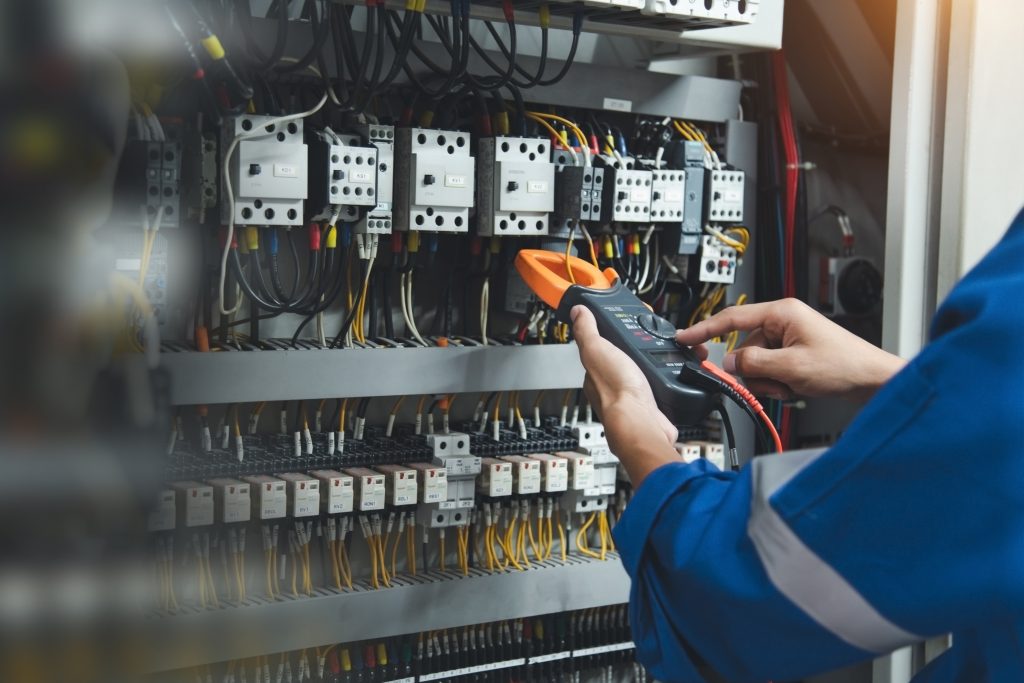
[635,313,676,340]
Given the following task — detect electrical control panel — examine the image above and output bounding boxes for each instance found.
[604,167,654,222]
[394,127,475,233]
[707,168,745,223]
[355,124,396,235]
[477,136,555,236]
[649,169,686,223]
[221,114,308,226]
[698,233,738,284]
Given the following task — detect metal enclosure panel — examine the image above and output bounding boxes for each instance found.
[162,345,585,405]
[142,556,630,672]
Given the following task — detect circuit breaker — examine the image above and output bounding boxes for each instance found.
[355,124,396,234]
[308,133,378,224]
[394,127,475,233]
[476,136,555,236]
[649,169,686,223]
[222,114,308,226]
[706,168,745,223]
[418,432,480,528]
[698,234,738,284]
[603,167,653,222]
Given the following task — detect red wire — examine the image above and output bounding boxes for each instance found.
[773,50,800,452]
[700,361,783,453]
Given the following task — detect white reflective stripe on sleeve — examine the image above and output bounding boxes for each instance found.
[747,448,921,654]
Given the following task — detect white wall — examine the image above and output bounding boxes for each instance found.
[937,0,1024,301]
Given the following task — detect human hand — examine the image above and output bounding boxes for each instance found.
[571,305,680,487]
[675,298,905,402]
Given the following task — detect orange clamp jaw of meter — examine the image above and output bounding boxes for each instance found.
[514,249,620,311]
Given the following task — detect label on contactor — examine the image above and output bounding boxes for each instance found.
[445,175,467,187]
[350,170,373,183]
[527,180,548,193]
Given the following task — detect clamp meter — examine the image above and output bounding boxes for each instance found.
[514,249,782,455]
[515,249,719,426]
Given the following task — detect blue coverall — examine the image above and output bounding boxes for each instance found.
[614,209,1024,683]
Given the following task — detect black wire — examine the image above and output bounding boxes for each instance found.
[329,259,369,348]
[276,0,332,74]
[717,397,739,471]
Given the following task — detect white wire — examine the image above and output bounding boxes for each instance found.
[401,271,428,347]
[639,237,660,295]
[480,278,490,346]
[611,149,626,169]
[654,147,665,169]
[218,93,329,316]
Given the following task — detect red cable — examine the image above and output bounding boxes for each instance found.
[773,51,800,452]
[700,361,783,453]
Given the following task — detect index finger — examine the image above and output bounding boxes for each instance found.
[674,301,778,345]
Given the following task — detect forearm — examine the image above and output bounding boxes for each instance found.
[602,406,681,487]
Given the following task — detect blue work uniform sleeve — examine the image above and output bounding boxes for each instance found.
[614,209,1024,683]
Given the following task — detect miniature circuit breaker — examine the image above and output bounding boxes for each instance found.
[208,478,252,524]
[343,467,386,512]
[221,114,307,226]
[355,124,396,235]
[417,432,480,529]
[276,472,321,518]
[308,132,379,224]
[375,465,419,507]
[476,136,555,236]
[242,475,288,521]
[394,128,475,233]
[309,470,355,515]
[478,458,513,498]
[603,167,654,222]
[706,168,745,223]
[698,234,738,284]
[170,481,214,528]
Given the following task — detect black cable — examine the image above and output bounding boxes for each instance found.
[329,259,369,348]
[718,397,739,471]
[275,0,332,75]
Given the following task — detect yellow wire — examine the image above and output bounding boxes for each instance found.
[527,112,588,153]
[556,518,567,563]
[575,513,602,560]
[525,114,571,150]
[439,532,446,572]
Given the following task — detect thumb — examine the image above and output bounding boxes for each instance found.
[570,305,601,353]
[725,345,795,380]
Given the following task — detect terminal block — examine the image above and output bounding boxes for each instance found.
[308,132,379,224]
[476,136,555,236]
[394,128,475,233]
[354,124,396,235]
[221,114,308,226]
[698,234,738,284]
[706,168,745,223]
[603,167,653,223]
[649,169,686,223]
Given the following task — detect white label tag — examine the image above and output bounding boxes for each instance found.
[603,97,633,113]
[274,164,297,178]
[531,651,571,663]
[445,174,467,187]
[527,180,548,193]
[350,170,372,183]
[574,642,635,657]
[630,188,649,202]
[664,189,684,202]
